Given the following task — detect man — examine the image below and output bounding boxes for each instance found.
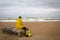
[16,16,24,30]
[16,16,28,36]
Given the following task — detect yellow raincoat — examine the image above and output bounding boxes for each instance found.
[16,18,24,30]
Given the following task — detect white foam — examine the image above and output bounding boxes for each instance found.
[0,19,60,22]
[0,20,16,22]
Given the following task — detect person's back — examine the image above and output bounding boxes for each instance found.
[15,16,31,37]
[16,16,24,30]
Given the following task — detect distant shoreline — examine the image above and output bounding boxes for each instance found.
[0,18,60,20]
[0,20,60,22]
[0,18,60,22]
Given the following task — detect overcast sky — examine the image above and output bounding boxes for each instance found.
[0,0,60,18]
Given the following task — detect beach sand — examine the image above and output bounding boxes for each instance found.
[0,22,60,40]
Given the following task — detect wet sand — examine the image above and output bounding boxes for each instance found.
[0,22,60,40]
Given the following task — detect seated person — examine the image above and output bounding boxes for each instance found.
[16,16,28,36]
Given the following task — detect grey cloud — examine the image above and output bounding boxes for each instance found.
[16,0,60,8]
[0,3,13,7]
[0,0,60,8]
[0,0,60,18]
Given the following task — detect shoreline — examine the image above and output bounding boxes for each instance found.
[0,20,60,22]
